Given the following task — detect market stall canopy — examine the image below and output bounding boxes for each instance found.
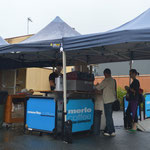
[63,8,150,65]
[0,16,80,69]
[0,37,19,70]
[22,16,80,43]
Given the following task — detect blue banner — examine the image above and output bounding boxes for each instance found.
[67,99,94,133]
[26,97,56,132]
[145,94,150,118]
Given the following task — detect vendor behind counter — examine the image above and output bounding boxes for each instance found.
[49,66,62,91]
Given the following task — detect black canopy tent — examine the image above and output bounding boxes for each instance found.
[0,37,18,69]
[59,8,150,119]
[63,8,150,65]
[1,9,150,121]
[0,17,81,122]
[1,9,150,67]
[0,16,80,69]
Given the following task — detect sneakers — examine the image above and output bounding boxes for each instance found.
[110,132,116,137]
[103,132,116,137]
[103,132,110,136]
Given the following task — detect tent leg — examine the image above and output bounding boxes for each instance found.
[14,69,17,94]
[129,60,133,84]
[62,51,67,122]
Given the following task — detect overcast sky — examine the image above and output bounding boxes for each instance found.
[0,0,150,38]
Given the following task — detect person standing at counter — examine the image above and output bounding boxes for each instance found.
[96,68,116,137]
[49,66,62,91]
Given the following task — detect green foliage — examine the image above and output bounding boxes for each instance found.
[116,87,145,110]
[117,87,127,109]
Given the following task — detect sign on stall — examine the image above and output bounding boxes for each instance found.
[67,99,94,133]
[144,94,150,118]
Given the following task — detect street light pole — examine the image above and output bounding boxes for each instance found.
[27,17,32,35]
[27,19,29,35]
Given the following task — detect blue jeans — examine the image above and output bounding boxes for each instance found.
[104,102,115,134]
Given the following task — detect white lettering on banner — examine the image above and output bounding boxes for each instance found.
[67,107,93,122]
[68,107,92,114]
[28,111,41,115]
[67,114,92,121]
[147,101,150,104]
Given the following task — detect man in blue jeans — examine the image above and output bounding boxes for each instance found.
[96,68,116,136]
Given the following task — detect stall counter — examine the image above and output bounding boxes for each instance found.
[24,90,106,134]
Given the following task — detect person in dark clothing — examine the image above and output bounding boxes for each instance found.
[125,69,140,131]
[49,66,62,90]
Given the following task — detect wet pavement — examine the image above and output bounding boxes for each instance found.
[0,111,150,150]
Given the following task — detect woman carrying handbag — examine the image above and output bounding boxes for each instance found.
[125,69,140,131]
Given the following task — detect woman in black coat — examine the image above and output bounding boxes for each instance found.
[125,69,140,131]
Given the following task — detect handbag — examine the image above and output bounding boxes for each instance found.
[112,99,120,111]
[112,79,120,111]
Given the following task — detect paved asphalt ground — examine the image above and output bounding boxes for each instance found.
[0,111,150,150]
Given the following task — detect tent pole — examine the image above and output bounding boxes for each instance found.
[14,69,17,94]
[129,60,133,85]
[129,51,133,85]
[62,50,67,122]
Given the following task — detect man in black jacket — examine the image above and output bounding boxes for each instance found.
[49,66,62,90]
